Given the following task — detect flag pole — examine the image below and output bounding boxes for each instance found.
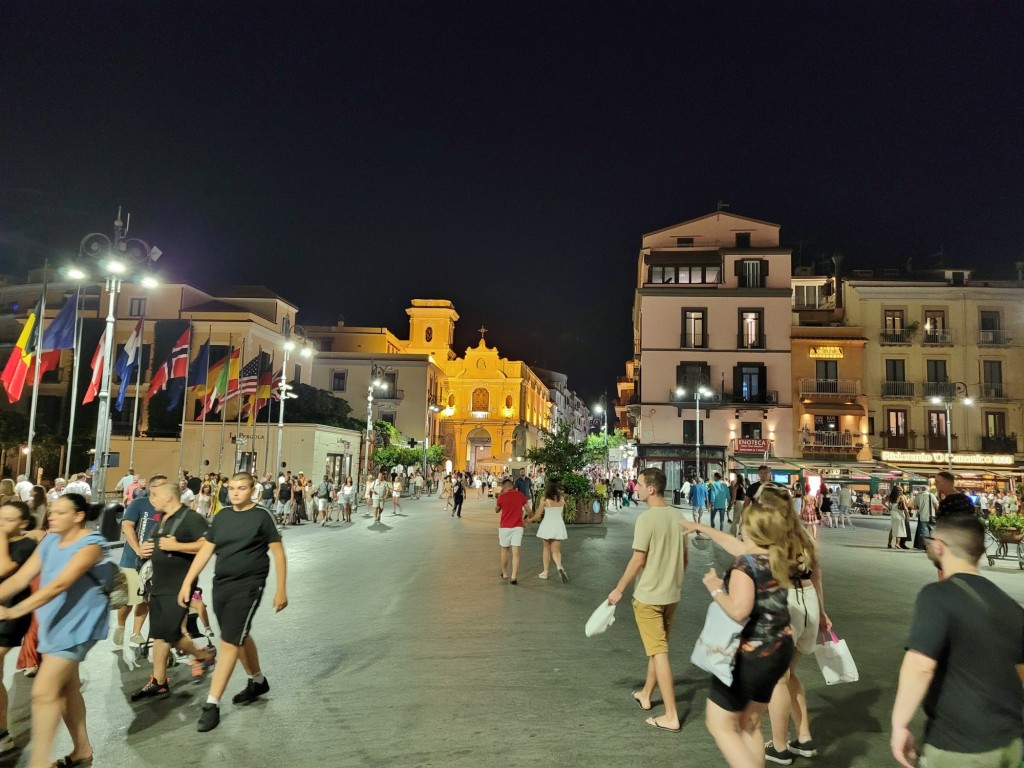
[233,336,246,471]
[128,318,146,472]
[25,263,48,481]
[198,326,212,472]
[263,350,275,476]
[217,335,232,472]
[64,292,83,478]
[176,323,193,481]
[248,347,262,471]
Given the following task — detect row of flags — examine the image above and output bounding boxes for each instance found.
[2,293,281,424]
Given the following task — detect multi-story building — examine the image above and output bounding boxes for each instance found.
[843,266,1024,484]
[310,300,553,473]
[0,276,319,488]
[533,368,590,444]
[614,358,637,439]
[632,211,794,489]
[790,263,872,463]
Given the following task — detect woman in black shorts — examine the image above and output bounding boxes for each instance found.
[680,489,813,768]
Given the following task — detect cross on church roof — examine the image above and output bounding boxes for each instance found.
[478,325,488,342]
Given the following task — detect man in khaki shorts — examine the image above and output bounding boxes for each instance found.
[608,467,688,733]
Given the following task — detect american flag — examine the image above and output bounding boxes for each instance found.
[238,354,261,396]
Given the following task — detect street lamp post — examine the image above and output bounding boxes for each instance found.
[930,381,971,470]
[423,399,440,479]
[77,210,161,500]
[273,316,313,481]
[594,395,609,478]
[362,363,391,495]
[676,385,713,479]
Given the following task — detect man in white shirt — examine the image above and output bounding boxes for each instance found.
[179,479,196,509]
[13,474,33,502]
[838,485,854,528]
[65,472,92,498]
[913,486,938,549]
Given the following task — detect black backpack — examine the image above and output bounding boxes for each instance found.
[218,484,229,505]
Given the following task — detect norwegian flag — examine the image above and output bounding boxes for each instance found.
[271,369,283,401]
[147,327,191,400]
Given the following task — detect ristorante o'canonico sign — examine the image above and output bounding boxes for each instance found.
[881,450,1015,467]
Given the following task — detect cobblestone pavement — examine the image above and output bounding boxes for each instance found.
[4,495,1021,767]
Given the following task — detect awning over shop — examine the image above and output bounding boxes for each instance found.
[800,403,866,415]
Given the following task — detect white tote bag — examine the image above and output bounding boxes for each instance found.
[690,601,747,686]
[813,629,859,685]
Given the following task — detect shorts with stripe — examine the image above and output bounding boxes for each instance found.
[212,580,265,645]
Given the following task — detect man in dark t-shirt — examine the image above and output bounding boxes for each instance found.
[933,471,977,520]
[131,478,216,702]
[891,515,1023,766]
[178,472,288,733]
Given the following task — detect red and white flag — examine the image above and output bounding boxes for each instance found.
[147,327,191,399]
[82,329,108,405]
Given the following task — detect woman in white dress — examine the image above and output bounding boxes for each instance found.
[887,485,911,549]
[526,480,569,582]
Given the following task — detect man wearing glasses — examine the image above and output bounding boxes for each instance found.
[891,516,1023,768]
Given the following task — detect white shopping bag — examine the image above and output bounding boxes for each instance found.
[585,600,616,637]
[813,629,859,685]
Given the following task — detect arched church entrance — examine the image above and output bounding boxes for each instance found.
[466,427,492,472]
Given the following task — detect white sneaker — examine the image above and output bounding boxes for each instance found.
[113,626,125,646]
[538,572,549,579]
[129,632,146,645]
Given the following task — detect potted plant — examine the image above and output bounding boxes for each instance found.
[987,513,1024,543]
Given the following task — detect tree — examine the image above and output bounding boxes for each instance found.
[526,420,587,478]
[584,428,629,466]
[266,382,364,430]
[426,443,445,468]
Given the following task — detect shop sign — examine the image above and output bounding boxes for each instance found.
[808,346,844,359]
[735,438,771,453]
[880,450,1014,467]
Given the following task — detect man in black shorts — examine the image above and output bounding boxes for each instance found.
[131,477,216,701]
[178,472,288,732]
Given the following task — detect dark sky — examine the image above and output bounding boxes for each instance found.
[2,2,1022,406]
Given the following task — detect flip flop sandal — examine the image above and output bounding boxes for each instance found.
[645,716,681,733]
[54,755,94,768]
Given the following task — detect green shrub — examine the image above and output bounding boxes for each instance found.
[988,514,1024,531]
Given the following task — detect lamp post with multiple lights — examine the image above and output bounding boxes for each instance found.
[929,381,972,470]
[72,210,161,499]
[273,316,314,480]
[363,363,391,495]
[676,385,713,479]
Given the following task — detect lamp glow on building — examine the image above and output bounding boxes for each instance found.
[676,385,713,479]
[75,209,161,499]
[929,381,972,470]
[594,393,609,477]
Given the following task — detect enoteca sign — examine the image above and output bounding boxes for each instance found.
[881,450,1015,467]
[735,438,771,454]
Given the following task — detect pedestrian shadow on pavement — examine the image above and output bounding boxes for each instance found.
[369,520,394,532]
[808,685,883,767]
[124,691,201,735]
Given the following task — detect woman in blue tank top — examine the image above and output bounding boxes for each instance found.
[0,492,108,768]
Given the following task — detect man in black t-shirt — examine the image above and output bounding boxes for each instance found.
[933,470,977,520]
[131,478,216,702]
[891,516,1023,767]
[178,472,288,733]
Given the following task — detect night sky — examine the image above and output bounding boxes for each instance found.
[2,3,1022,406]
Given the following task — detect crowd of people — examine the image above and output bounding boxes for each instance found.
[1,457,1020,766]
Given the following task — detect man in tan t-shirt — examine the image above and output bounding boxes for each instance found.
[608,467,688,732]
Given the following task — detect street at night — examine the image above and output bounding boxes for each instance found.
[0,495,1014,767]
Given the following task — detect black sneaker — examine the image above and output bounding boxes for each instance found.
[790,739,818,757]
[196,703,220,732]
[764,741,795,765]
[130,676,170,701]
[231,676,270,704]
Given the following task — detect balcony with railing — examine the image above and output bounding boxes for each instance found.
[680,335,709,350]
[668,389,778,406]
[882,432,959,452]
[921,330,953,346]
[880,329,912,345]
[736,335,765,350]
[800,430,861,456]
[881,381,915,398]
[979,384,1008,401]
[981,435,1018,453]
[978,329,1010,346]
[922,381,957,399]
[376,388,405,402]
[798,378,861,398]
